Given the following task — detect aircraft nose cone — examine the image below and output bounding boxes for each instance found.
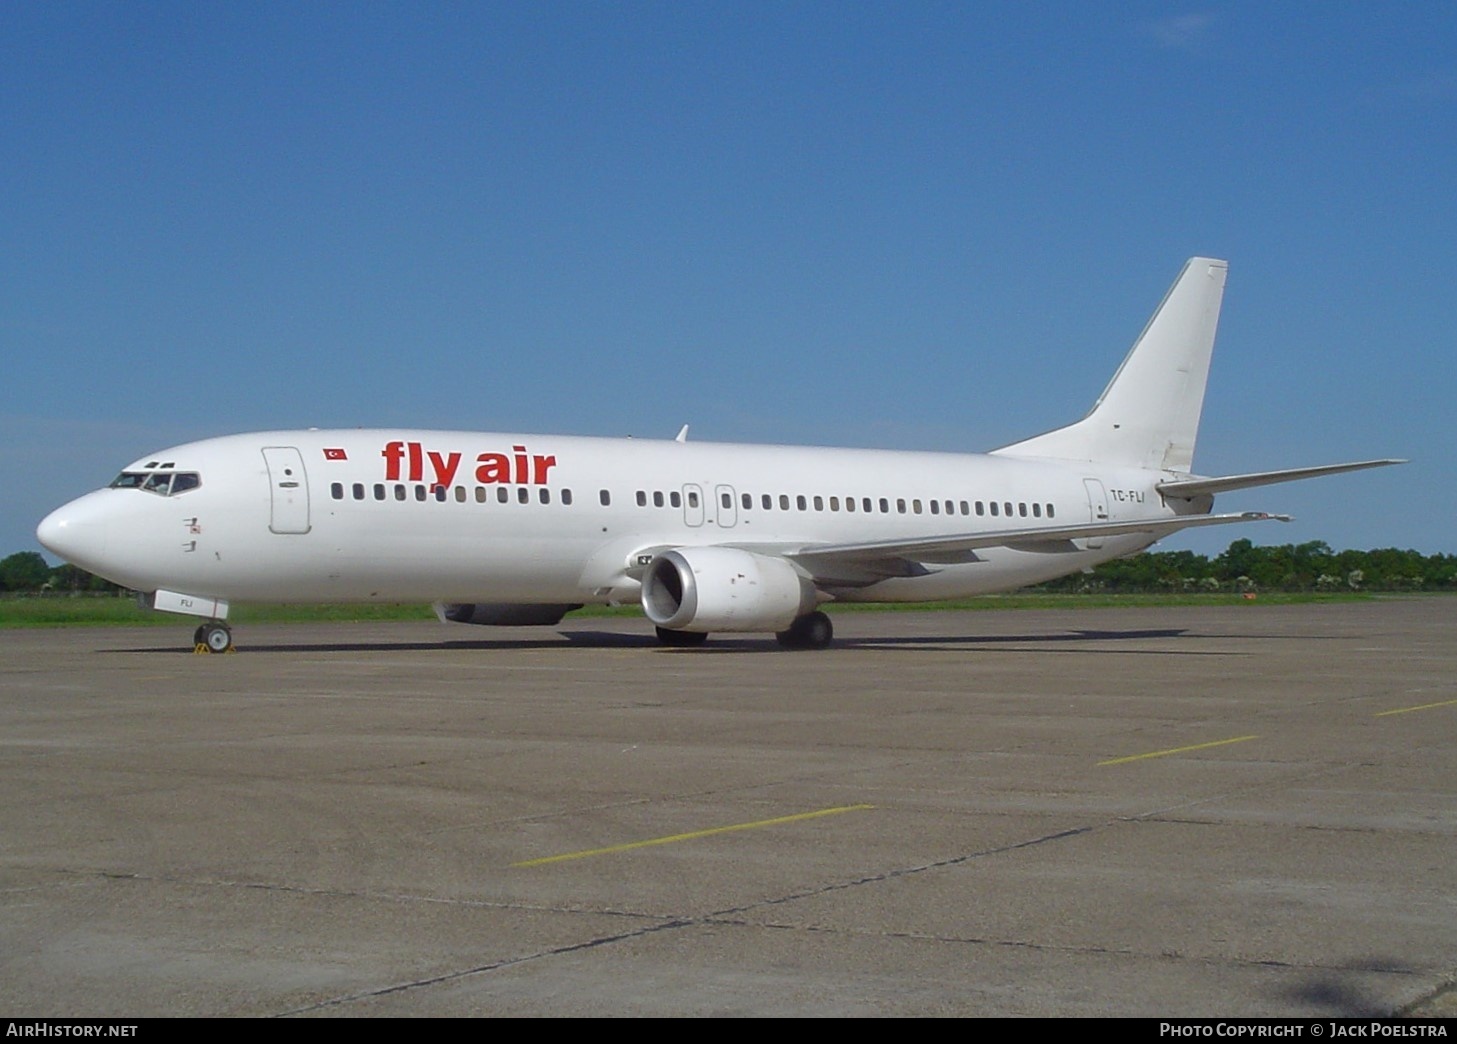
[36,500,107,568]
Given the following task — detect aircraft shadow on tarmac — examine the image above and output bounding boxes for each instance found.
[108,626,1220,656]
[624,628,1235,656]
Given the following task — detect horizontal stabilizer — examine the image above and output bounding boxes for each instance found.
[1156,459,1406,499]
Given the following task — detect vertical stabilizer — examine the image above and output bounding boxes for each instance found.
[992,257,1227,473]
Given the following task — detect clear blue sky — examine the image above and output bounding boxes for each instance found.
[4,2,1449,560]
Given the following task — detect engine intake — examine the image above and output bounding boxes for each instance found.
[641,547,815,632]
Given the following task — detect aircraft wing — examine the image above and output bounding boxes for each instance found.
[1156,459,1405,499]
[782,512,1290,585]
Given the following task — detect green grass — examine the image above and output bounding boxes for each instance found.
[0,597,434,628]
[0,590,1398,629]
[821,591,1380,611]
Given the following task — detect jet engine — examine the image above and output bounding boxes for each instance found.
[640,547,816,632]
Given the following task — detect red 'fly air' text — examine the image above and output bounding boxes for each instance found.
[381,441,558,486]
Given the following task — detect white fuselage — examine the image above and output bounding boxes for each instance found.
[39,428,1179,608]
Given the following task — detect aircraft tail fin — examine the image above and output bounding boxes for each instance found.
[992,257,1228,473]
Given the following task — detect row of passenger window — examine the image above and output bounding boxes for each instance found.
[634,489,1057,520]
[331,482,575,505]
[329,482,1057,522]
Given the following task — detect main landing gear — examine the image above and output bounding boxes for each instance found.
[654,612,834,650]
[776,611,833,651]
[193,621,234,654]
[653,611,834,650]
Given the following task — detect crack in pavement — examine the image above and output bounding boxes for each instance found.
[272,823,1094,1015]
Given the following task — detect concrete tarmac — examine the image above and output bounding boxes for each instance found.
[1,599,1454,1017]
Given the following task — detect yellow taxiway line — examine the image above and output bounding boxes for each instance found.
[1098,735,1259,767]
[512,803,875,867]
[1375,697,1457,717]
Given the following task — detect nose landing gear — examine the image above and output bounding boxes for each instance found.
[193,621,234,654]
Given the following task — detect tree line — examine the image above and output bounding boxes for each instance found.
[4,540,1454,597]
[1030,540,1455,594]
[0,552,126,594]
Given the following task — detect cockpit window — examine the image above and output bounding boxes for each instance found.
[110,471,202,496]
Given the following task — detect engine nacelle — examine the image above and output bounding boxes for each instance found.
[436,603,582,626]
[641,547,816,633]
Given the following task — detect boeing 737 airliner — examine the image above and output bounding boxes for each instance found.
[37,259,1401,652]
